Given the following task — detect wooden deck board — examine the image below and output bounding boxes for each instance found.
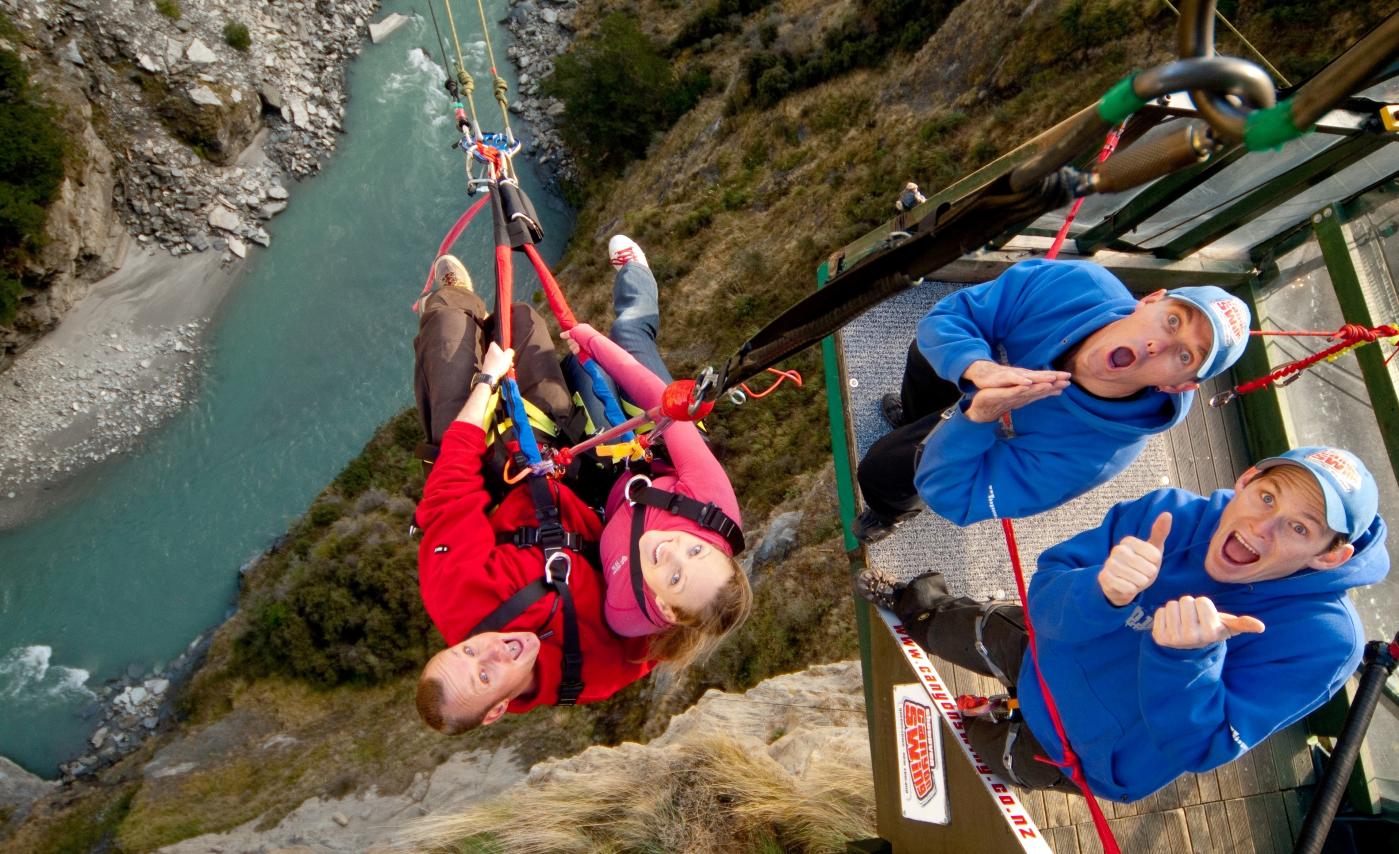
[1045,824,1081,854]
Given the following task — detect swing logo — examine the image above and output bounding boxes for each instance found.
[893,683,948,823]
[1307,449,1362,493]
[902,698,937,803]
[1211,298,1248,348]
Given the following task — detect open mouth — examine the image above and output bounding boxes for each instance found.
[1220,531,1260,565]
[504,639,524,660]
[652,541,664,566]
[1108,346,1136,369]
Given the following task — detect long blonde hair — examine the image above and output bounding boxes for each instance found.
[645,553,753,673]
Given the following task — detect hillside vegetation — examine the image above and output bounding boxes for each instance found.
[10,0,1395,850]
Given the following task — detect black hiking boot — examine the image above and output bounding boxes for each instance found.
[856,566,903,609]
[852,506,917,545]
[879,393,905,429]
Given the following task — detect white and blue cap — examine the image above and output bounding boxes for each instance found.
[1165,286,1251,381]
[1256,446,1378,542]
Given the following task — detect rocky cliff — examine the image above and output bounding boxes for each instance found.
[0,0,379,361]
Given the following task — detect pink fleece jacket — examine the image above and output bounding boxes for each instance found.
[568,323,743,638]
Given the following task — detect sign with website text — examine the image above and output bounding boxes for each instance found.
[893,682,950,824]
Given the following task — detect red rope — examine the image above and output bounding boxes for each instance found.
[414,193,492,312]
[740,367,803,398]
[1229,323,1398,399]
[983,127,1123,852]
[1002,518,1120,852]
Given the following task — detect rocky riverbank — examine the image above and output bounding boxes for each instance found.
[0,0,385,360]
[504,0,581,185]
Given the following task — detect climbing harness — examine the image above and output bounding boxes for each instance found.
[1208,322,1399,407]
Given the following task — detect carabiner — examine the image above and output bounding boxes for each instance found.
[625,473,653,505]
[1208,389,1237,408]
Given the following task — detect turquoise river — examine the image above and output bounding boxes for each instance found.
[0,0,571,774]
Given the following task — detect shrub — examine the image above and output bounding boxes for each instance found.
[0,38,66,325]
[223,21,251,52]
[231,409,432,686]
[543,15,709,175]
[154,0,180,21]
[671,0,776,52]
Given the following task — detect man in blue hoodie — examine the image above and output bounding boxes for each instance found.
[860,446,1389,801]
[855,258,1252,539]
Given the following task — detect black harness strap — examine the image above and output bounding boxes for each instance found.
[465,471,587,706]
[624,475,746,628]
[627,480,746,554]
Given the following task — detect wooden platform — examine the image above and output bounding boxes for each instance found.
[838,330,1327,851]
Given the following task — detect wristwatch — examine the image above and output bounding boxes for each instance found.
[472,371,500,392]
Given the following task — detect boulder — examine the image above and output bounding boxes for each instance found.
[138,53,160,73]
[185,38,216,64]
[541,8,558,24]
[368,12,409,44]
[63,39,84,66]
[267,184,289,201]
[207,206,241,232]
[187,85,224,108]
[227,236,247,258]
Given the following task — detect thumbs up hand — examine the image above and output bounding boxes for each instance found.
[1152,595,1266,649]
[1098,512,1172,607]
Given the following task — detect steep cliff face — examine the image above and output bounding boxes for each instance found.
[0,0,380,362]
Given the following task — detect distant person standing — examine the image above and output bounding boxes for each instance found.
[895,182,927,213]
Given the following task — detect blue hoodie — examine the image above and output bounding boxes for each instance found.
[914,259,1190,526]
[1022,487,1390,802]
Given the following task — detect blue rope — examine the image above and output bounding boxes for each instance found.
[502,377,543,465]
[582,359,636,442]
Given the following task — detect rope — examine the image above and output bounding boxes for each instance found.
[413,192,492,312]
[1045,124,1123,257]
[1213,322,1399,405]
[440,0,469,83]
[1158,0,1291,86]
[979,125,1123,852]
[474,0,517,145]
[424,0,453,87]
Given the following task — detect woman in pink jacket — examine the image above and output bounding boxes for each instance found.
[562,236,752,671]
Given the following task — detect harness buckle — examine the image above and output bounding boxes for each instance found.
[625,474,653,505]
[544,551,572,585]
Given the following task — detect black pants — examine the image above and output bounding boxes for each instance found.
[857,341,962,520]
[892,572,1074,792]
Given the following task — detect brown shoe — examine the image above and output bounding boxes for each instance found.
[433,254,473,292]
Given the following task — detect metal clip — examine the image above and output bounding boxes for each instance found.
[544,551,572,585]
[625,473,653,506]
[725,388,747,406]
[1276,371,1304,387]
[1208,389,1237,408]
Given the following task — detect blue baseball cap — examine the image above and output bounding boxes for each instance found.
[1166,286,1251,381]
[1256,447,1378,542]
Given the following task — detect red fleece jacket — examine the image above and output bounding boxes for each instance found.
[416,421,654,712]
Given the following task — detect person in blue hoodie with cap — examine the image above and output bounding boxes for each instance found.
[855,257,1252,539]
[860,445,1389,801]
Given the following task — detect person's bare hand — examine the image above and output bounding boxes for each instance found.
[1098,512,1172,607]
[1151,595,1266,649]
[559,329,581,357]
[962,359,1072,390]
[481,342,515,378]
[964,379,1070,423]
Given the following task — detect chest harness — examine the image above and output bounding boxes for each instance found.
[465,473,593,705]
[623,472,746,627]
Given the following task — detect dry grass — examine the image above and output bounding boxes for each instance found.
[404,732,875,853]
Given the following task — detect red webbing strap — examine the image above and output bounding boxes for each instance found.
[1002,518,1121,853]
[496,243,514,349]
[986,126,1123,853]
[522,243,577,331]
[413,193,492,312]
[1044,125,1122,259]
[1230,323,1399,397]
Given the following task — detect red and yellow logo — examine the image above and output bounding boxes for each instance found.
[902,698,937,803]
[1210,298,1248,348]
[1307,449,1361,493]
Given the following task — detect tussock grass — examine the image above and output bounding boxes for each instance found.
[404,732,875,853]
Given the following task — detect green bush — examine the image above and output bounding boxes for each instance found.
[543,15,710,175]
[154,0,180,21]
[223,20,251,52]
[671,0,776,52]
[0,39,67,325]
[232,409,434,686]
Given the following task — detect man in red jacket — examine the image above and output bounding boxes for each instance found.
[413,259,653,734]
